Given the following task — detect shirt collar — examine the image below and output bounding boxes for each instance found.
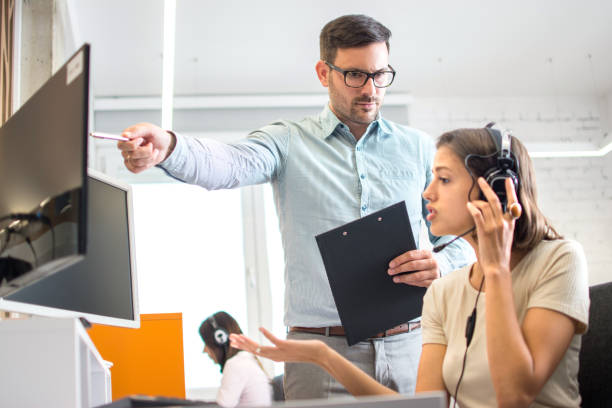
[318,103,391,139]
[318,104,344,139]
[376,115,393,136]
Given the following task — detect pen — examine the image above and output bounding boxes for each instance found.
[89,132,130,142]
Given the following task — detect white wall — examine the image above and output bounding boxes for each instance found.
[411,95,606,146]
[535,156,611,285]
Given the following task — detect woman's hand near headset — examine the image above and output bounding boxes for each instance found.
[466,177,519,277]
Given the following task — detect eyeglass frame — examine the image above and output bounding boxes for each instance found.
[324,61,396,88]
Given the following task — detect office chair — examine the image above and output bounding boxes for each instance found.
[271,374,285,401]
[578,281,612,407]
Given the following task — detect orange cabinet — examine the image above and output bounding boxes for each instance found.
[88,313,186,400]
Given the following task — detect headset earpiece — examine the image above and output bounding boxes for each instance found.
[209,314,229,347]
[482,123,520,212]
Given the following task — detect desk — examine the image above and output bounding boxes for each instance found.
[0,316,111,408]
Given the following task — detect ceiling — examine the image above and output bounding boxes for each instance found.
[70,0,612,98]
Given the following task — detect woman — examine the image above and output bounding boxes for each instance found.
[230,128,590,407]
[200,311,272,407]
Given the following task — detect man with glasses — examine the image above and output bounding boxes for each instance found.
[117,14,473,399]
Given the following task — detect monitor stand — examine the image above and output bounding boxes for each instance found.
[0,315,111,408]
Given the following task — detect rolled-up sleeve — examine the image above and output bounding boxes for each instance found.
[160,122,289,190]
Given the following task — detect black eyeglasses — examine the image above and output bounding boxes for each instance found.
[325,61,396,88]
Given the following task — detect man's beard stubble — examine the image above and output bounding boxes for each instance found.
[328,79,381,126]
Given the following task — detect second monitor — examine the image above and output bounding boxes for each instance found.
[0,170,139,328]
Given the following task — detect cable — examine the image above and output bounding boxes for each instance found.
[452,273,485,408]
[0,228,39,267]
[0,212,55,260]
[12,230,38,267]
[37,215,55,260]
[432,226,475,253]
[1,213,41,222]
[0,229,11,257]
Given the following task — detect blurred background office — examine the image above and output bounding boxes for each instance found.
[3,0,611,400]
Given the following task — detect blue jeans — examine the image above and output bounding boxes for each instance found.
[283,329,422,400]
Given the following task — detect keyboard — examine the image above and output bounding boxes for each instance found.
[96,395,217,407]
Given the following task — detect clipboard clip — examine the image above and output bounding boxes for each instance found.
[342,217,384,237]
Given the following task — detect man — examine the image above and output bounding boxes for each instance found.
[117,14,473,399]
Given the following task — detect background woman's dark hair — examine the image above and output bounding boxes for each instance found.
[437,128,562,250]
[319,14,391,63]
[199,311,242,371]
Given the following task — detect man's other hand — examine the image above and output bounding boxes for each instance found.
[387,249,439,287]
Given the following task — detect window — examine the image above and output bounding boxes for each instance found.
[263,183,285,375]
[131,183,247,393]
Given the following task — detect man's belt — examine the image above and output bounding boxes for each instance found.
[289,321,421,339]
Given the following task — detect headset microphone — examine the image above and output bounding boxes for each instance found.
[432,226,475,253]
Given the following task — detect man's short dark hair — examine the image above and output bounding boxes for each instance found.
[320,14,392,63]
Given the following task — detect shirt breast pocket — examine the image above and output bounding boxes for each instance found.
[378,163,418,181]
[369,163,424,213]
[380,167,414,180]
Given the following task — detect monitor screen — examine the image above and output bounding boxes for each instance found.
[0,44,90,296]
[0,170,139,328]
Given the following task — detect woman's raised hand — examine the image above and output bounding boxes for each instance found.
[230,327,327,364]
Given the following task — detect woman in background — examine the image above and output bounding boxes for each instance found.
[230,127,590,407]
[200,311,271,407]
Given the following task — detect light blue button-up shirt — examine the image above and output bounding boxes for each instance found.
[161,104,474,326]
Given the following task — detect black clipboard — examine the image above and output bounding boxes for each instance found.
[315,201,426,346]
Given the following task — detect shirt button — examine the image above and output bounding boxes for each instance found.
[356,146,361,151]
[360,174,366,179]
[361,205,367,211]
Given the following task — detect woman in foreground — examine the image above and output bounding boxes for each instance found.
[231,127,589,407]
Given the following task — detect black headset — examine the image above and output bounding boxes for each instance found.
[467,122,520,212]
[209,314,230,347]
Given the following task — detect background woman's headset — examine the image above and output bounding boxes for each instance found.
[209,314,230,348]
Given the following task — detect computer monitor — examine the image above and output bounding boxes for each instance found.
[0,170,140,328]
[0,44,90,297]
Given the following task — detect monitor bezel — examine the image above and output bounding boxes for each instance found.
[0,169,140,328]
